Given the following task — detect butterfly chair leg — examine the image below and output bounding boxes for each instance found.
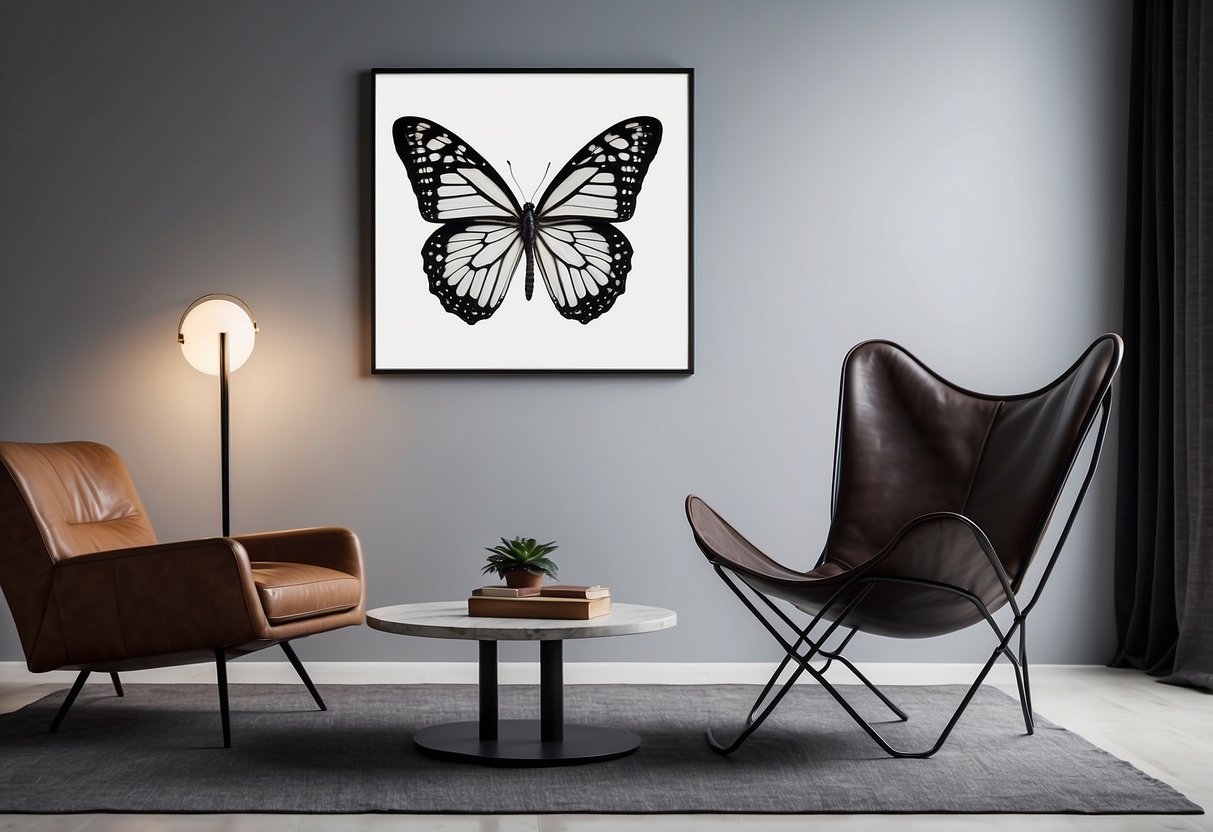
[812,645,1005,759]
[1018,622,1034,733]
[746,652,796,726]
[280,641,326,711]
[49,670,91,734]
[715,566,1027,758]
[812,575,1031,758]
[765,623,909,723]
[109,672,124,697]
[746,624,856,725]
[708,656,812,754]
[743,625,906,727]
[706,575,872,755]
[709,624,879,755]
[823,650,908,721]
[782,592,1010,757]
[1000,643,1032,734]
[215,648,231,748]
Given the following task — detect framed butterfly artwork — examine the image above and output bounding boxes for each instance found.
[372,68,693,373]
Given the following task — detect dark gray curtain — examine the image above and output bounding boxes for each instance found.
[1113,0,1213,690]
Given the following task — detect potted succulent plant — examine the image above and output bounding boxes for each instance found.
[482,536,559,588]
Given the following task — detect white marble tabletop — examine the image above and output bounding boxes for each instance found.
[366,600,677,641]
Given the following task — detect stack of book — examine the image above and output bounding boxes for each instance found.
[467,584,611,620]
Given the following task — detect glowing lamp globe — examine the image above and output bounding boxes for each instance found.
[177,295,258,375]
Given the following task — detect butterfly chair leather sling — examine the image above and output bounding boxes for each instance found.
[0,441,366,747]
[685,334,1122,758]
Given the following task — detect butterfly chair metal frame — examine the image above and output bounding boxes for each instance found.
[687,335,1120,759]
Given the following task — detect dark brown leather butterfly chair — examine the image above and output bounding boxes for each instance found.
[0,441,366,747]
[686,334,1122,758]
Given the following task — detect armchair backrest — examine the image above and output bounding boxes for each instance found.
[0,441,157,660]
[824,335,1122,587]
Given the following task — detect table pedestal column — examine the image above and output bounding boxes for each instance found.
[413,637,641,767]
[540,639,562,742]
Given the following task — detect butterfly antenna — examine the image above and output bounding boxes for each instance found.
[529,162,552,203]
[506,160,525,199]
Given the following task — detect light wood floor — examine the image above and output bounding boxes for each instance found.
[0,666,1208,832]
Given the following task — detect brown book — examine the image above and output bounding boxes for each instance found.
[470,586,541,597]
[539,584,610,599]
[467,595,612,620]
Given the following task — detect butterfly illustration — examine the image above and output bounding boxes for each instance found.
[392,115,663,325]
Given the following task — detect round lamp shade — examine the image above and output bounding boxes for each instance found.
[177,295,258,375]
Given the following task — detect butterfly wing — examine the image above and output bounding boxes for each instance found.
[393,117,526,324]
[393,117,522,221]
[535,116,663,222]
[532,221,633,324]
[529,117,662,323]
[423,220,525,324]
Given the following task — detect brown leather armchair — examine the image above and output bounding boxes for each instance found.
[686,334,1122,758]
[0,440,366,747]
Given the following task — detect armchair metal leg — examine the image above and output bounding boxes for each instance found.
[109,672,124,697]
[215,648,231,748]
[49,670,90,734]
[280,641,326,711]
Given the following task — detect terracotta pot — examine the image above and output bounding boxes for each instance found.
[504,570,543,589]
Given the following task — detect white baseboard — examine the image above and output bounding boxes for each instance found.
[0,661,1090,687]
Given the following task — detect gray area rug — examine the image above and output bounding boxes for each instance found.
[0,683,1200,814]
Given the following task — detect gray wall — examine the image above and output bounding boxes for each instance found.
[0,0,1130,666]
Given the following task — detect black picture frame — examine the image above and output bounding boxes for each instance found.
[371,68,693,374]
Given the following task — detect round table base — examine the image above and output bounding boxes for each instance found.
[414,719,640,767]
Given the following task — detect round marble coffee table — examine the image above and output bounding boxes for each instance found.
[366,601,676,766]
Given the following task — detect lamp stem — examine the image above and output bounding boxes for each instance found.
[220,331,230,538]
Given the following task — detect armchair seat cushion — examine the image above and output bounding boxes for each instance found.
[250,562,361,624]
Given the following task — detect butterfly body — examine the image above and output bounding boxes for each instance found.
[520,201,537,300]
[393,116,663,324]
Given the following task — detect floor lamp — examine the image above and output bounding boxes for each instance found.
[177,294,258,537]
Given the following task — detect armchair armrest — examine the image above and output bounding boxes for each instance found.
[56,537,249,567]
[49,537,269,666]
[232,527,363,578]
